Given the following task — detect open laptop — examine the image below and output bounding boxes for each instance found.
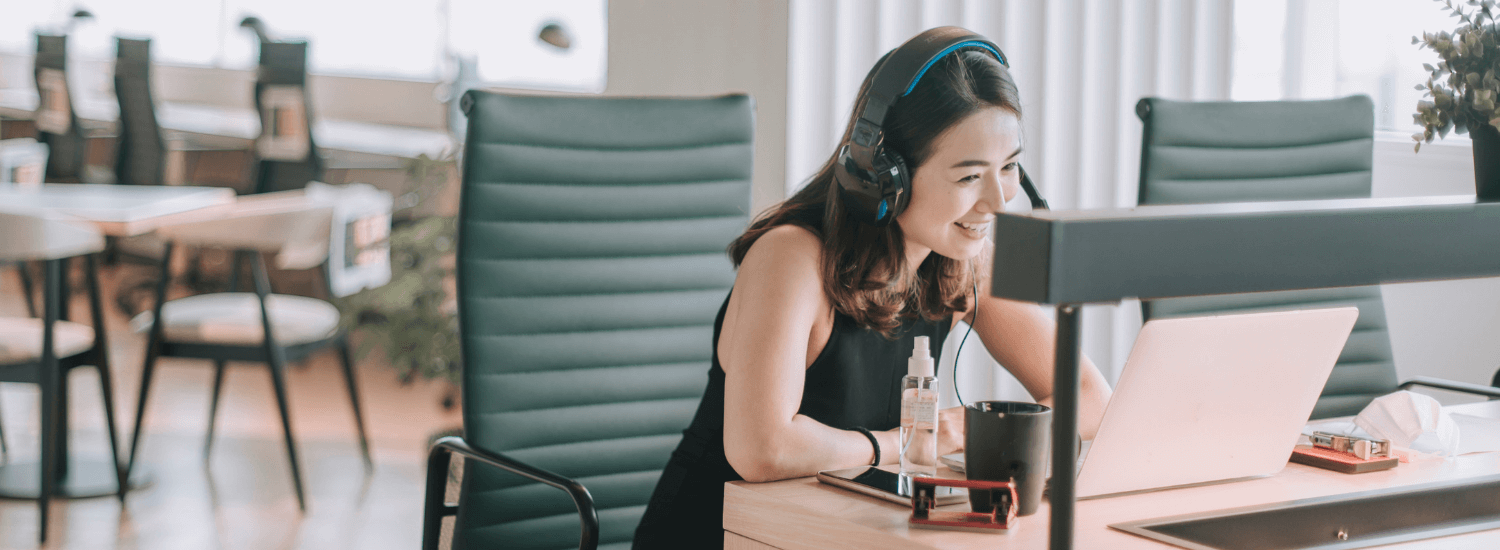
[943,307,1359,499]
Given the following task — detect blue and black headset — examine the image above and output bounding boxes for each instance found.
[834,26,1048,226]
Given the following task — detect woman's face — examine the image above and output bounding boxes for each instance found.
[895,107,1023,263]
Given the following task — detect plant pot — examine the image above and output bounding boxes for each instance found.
[1475,122,1500,202]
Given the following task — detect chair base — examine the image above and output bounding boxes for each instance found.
[0,458,151,499]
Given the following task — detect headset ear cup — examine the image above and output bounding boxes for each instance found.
[886,151,912,220]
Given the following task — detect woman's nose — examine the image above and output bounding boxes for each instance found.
[979,174,1008,213]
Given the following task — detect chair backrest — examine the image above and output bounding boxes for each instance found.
[1136,95,1393,419]
[252,40,323,194]
[0,138,49,188]
[114,37,167,186]
[33,33,87,182]
[305,181,392,297]
[454,90,752,548]
[0,208,104,262]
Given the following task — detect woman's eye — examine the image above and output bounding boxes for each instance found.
[957,174,980,184]
[1002,162,1018,172]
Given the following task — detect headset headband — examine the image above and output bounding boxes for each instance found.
[846,28,1007,170]
[856,29,1006,131]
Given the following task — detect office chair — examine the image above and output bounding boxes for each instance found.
[421,91,752,550]
[0,209,123,543]
[32,33,95,183]
[1136,95,1500,419]
[126,186,388,511]
[250,37,324,194]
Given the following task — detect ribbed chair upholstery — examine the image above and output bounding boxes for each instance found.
[1134,95,1500,419]
[432,91,752,550]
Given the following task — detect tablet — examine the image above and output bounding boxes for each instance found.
[815,466,967,506]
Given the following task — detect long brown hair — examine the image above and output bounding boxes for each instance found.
[729,49,1023,337]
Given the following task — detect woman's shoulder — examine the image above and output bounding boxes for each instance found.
[741,224,823,269]
[735,224,827,304]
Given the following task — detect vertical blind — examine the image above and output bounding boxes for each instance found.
[787,0,1234,402]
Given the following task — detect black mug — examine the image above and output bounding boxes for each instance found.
[964,401,1051,516]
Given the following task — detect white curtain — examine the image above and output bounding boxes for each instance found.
[786,0,1234,405]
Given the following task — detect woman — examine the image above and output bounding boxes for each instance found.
[633,29,1112,548]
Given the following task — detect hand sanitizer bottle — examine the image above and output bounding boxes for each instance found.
[900,336,938,477]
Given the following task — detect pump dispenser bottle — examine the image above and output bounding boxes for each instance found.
[900,336,939,476]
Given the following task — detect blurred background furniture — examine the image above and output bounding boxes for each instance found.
[423,91,753,550]
[0,208,123,543]
[244,18,323,195]
[126,184,390,511]
[1136,95,1500,419]
[0,138,49,318]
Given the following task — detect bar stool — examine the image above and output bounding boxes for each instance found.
[0,208,125,543]
[125,184,389,511]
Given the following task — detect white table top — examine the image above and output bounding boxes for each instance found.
[0,88,453,160]
[725,400,1500,550]
[0,184,236,236]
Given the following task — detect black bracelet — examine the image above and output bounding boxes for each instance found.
[853,426,880,466]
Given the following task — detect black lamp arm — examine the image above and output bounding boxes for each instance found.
[1398,376,1500,400]
[422,436,599,550]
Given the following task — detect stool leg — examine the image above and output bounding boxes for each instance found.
[204,361,227,459]
[253,252,306,511]
[16,261,37,318]
[268,357,306,511]
[86,254,128,500]
[337,337,373,469]
[127,243,174,477]
[38,259,62,543]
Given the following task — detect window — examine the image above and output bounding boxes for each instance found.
[1233,0,1460,134]
[0,0,606,90]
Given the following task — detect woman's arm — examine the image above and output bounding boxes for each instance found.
[719,225,899,482]
[966,294,1113,440]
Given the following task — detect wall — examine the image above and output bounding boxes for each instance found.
[604,0,790,216]
[1372,134,1500,402]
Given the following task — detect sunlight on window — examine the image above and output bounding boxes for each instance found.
[1233,0,1460,133]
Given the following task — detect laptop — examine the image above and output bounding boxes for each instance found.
[943,307,1359,499]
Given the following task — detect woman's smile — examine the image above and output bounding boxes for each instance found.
[954,220,991,239]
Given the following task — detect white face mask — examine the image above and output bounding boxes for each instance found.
[1354,391,1460,456]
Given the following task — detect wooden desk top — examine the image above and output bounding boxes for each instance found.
[725,400,1500,549]
[0,184,236,237]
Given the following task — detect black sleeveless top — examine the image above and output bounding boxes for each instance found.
[633,294,950,548]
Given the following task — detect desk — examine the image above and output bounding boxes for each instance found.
[0,88,453,161]
[724,400,1500,549]
[0,184,235,236]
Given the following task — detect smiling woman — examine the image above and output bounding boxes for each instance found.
[632,27,1112,549]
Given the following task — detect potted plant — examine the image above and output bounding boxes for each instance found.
[1413,0,1500,200]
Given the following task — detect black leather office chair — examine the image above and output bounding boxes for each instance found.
[250,39,323,194]
[32,34,94,183]
[421,91,752,549]
[1137,96,1500,418]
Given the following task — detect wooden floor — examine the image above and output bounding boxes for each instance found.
[0,262,463,549]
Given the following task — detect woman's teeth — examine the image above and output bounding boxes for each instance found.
[955,221,989,238]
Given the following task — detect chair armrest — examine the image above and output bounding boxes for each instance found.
[1398,376,1500,399]
[422,436,598,550]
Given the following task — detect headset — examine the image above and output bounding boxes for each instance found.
[834,26,1048,226]
[833,27,1051,406]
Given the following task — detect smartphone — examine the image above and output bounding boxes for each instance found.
[815,466,967,506]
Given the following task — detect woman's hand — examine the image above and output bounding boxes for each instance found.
[938,406,966,456]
